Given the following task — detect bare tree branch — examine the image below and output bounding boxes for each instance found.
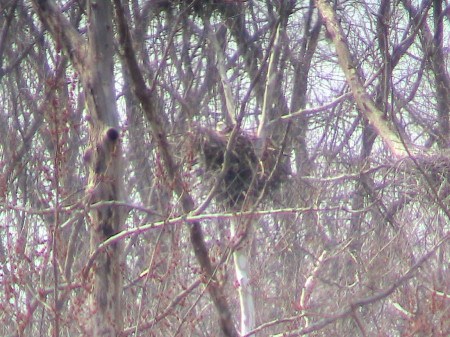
[316,0,411,158]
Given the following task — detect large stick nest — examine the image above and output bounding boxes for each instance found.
[195,125,290,208]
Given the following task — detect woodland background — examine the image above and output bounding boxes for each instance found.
[0,0,449,336]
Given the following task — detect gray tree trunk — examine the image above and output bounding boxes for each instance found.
[32,1,124,335]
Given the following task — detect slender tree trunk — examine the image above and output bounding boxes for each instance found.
[113,1,238,336]
[316,0,409,158]
[231,220,256,336]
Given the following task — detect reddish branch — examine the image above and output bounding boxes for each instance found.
[122,280,202,335]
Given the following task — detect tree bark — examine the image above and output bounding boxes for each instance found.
[32,1,124,335]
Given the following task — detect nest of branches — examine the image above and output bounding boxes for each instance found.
[195,125,289,208]
[394,153,450,197]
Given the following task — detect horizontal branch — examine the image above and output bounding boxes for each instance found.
[272,92,352,124]
[82,204,368,278]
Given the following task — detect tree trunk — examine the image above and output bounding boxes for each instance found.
[316,0,409,158]
[231,220,256,336]
[32,1,124,335]
[84,1,123,335]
